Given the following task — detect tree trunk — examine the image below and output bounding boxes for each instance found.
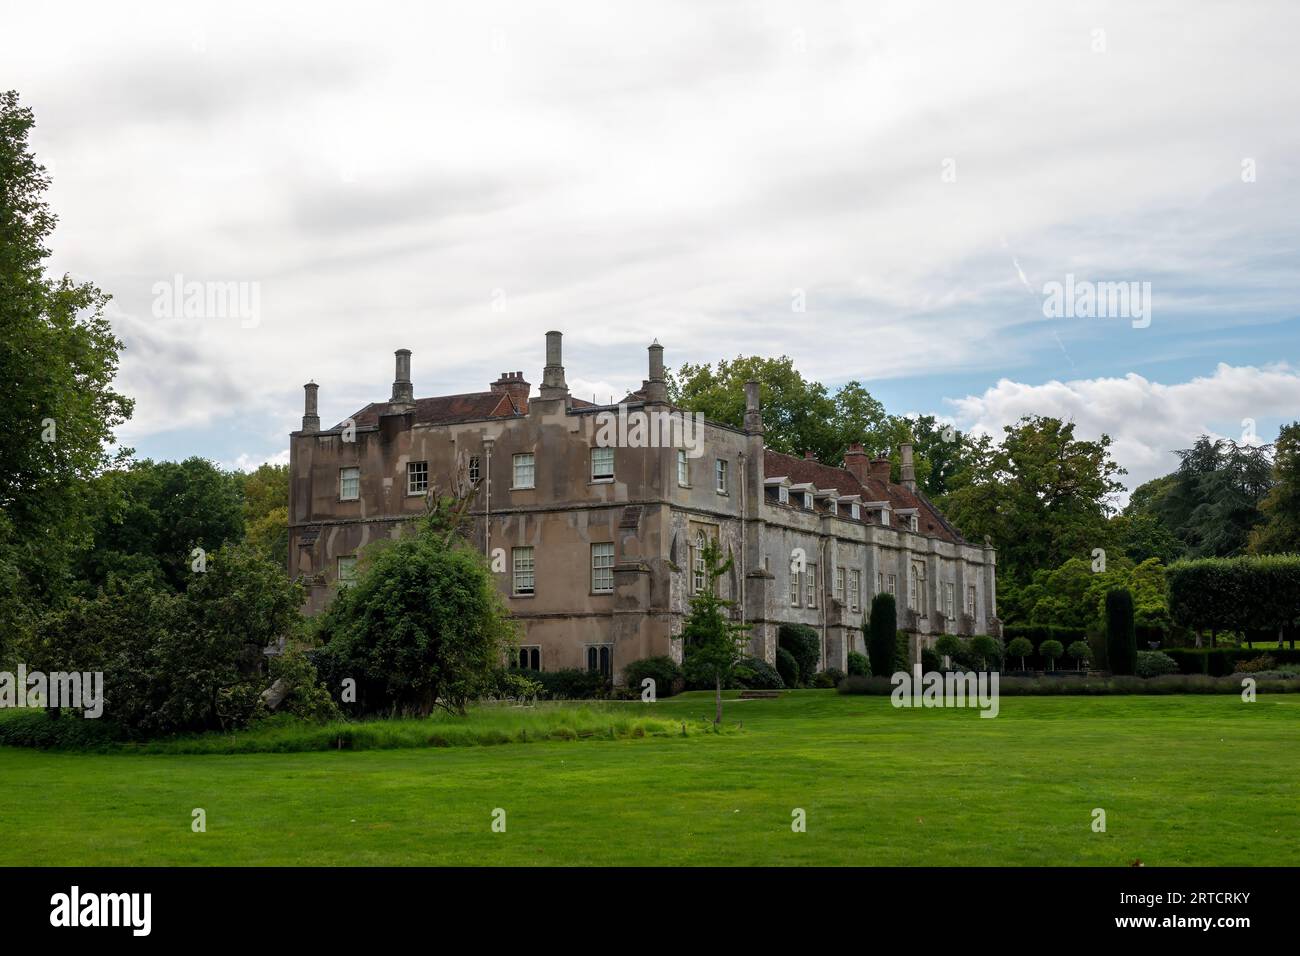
[714,676,722,725]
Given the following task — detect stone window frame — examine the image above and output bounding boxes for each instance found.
[849,569,861,612]
[677,449,690,487]
[517,645,541,671]
[591,542,615,594]
[834,566,846,604]
[806,563,818,609]
[512,546,535,596]
[338,466,360,501]
[585,643,613,679]
[336,555,357,584]
[512,452,535,490]
[468,455,481,484]
[591,446,615,483]
[406,460,428,496]
[715,458,729,494]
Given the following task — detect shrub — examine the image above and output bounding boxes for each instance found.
[846,651,870,677]
[868,593,897,677]
[731,656,785,690]
[622,656,684,698]
[920,647,942,673]
[775,646,800,688]
[1134,651,1180,677]
[1106,588,1138,675]
[314,532,515,716]
[1038,639,1064,671]
[1067,640,1092,670]
[1236,654,1278,673]
[813,668,846,688]
[778,624,820,686]
[522,668,610,700]
[266,647,341,723]
[1006,636,1034,670]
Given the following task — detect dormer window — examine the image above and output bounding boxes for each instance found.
[851,503,860,520]
[803,492,813,510]
[778,486,789,504]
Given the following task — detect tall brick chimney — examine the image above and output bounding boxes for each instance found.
[842,442,869,484]
[870,456,892,482]
[490,371,531,402]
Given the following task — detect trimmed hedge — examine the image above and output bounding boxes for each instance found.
[1164,647,1300,676]
[868,593,897,677]
[846,651,870,677]
[1168,554,1300,635]
[778,623,821,686]
[775,647,800,687]
[1106,589,1138,676]
[838,674,1300,696]
[513,667,610,700]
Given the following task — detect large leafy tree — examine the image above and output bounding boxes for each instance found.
[942,417,1125,586]
[0,90,133,611]
[78,458,245,593]
[670,356,903,466]
[314,500,514,717]
[237,462,290,568]
[1155,436,1272,557]
[1250,422,1300,555]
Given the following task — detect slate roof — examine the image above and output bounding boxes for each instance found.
[763,449,967,544]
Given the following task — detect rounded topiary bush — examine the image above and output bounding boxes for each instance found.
[1006,636,1034,671]
[622,656,684,698]
[731,656,784,690]
[1039,639,1064,671]
[846,650,870,677]
[775,646,800,688]
[1135,650,1179,678]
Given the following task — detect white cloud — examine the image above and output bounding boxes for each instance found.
[949,363,1300,498]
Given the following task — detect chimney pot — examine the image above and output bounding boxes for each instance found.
[302,381,320,432]
[390,349,414,408]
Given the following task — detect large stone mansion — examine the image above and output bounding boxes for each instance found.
[287,333,998,678]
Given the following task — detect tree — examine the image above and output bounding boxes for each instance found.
[868,593,897,677]
[0,90,133,607]
[1250,422,1300,554]
[1039,639,1064,672]
[1105,589,1138,675]
[680,538,749,723]
[942,417,1125,586]
[669,355,916,470]
[1157,436,1273,557]
[1007,636,1033,671]
[1067,640,1091,671]
[934,633,962,670]
[314,515,515,716]
[237,463,290,567]
[970,635,1002,671]
[907,415,973,499]
[78,458,245,592]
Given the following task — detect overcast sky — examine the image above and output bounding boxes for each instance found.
[5,0,1298,498]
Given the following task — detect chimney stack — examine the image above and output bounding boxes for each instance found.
[539,331,568,400]
[900,441,916,492]
[744,380,763,433]
[302,381,320,432]
[870,456,892,482]
[490,371,531,403]
[842,442,869,484]
[390,348,414,410]
[644,340,667,403]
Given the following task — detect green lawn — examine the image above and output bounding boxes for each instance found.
[1,691,1296,865]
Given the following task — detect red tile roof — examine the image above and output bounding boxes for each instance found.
[763,449,967,544]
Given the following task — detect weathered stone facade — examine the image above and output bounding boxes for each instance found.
[288,333,998,679]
